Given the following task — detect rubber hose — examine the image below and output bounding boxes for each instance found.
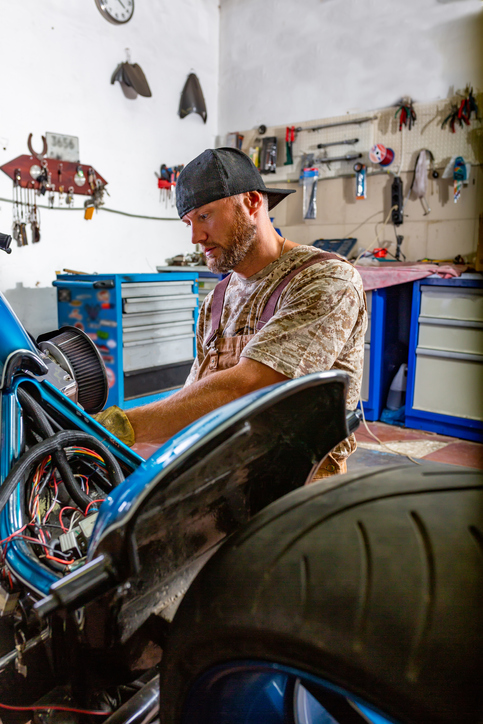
[17,387,54,438]
[0,430,124,517]
[17,389,92,510]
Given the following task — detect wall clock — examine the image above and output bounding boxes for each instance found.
[95,0,134,24]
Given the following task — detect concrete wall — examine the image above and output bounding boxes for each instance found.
[218,0,483,135]
[219,0,482,264]
[0,0,219,335]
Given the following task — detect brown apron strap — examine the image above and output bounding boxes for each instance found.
[256,251,346,330]
[206,273,232,347]
[207,250,348,344]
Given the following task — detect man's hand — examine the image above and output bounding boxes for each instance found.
[126,358,288,445]
[94,405,136,446]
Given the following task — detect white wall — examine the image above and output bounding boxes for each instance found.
[218,0,483,135]
[0,0,219,334]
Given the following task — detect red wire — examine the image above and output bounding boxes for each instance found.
[58,506,82,533]
[85,499,105,515]
[0,701,109,715]
[0,524,29,547]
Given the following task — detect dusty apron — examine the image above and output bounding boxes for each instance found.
[194,252,354,478]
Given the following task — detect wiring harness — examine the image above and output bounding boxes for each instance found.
[0,387,124,580]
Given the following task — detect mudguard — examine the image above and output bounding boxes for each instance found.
[178,73,207,123]
[89,370,353,641]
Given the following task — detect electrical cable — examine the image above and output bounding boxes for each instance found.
[0,197,177,221]
[353,205,398,265]
[358,394,421,465]
[0,701,109,715]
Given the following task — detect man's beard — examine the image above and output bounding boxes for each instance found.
[204,205,257,273]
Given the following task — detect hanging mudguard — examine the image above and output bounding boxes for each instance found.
[179,72,207,123]
[111,62,152,98]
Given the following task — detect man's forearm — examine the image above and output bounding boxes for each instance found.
[126,357,288,444]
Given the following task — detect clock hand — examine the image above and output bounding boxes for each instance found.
[118,0,126,7]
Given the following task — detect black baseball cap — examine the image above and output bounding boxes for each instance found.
[176,147,296,219]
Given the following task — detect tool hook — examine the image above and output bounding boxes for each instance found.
[27,133,48,160]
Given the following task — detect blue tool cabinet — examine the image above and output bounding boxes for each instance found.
[405,276,483,442]
[53,272,198,410]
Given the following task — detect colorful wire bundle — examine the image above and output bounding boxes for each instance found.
[0,447,109,578]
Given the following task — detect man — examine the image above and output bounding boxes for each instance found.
[100,147,367,477]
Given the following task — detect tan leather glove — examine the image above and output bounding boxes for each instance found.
[93,405,135,447]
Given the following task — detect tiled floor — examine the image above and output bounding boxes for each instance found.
[347,420,483,473]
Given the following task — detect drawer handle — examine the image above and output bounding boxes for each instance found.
[416,347,483,363]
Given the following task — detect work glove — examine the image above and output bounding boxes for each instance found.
[93,405,135,447]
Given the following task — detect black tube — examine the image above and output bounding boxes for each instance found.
[102,676,159,724]
[17,387,54,438]
[18,388,91,509]
[17,386,64,434]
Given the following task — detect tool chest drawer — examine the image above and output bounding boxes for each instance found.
[122,309,194,328]
[420,286,483,322]
[413,352,483,421]
[406,277,483,442]
[123,294,197,315]
[54,272,198,409]
[417,320,483,356]
[121,281,193,298]
[123,334,195,372]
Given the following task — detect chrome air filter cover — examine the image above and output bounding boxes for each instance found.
[37,326,108,413]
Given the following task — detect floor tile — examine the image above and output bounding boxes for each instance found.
[423,441,483,469]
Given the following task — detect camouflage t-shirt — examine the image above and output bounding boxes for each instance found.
[186,246,367,423]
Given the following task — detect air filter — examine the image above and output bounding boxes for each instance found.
[37,326,108,413]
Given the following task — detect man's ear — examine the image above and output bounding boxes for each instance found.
[243,191,265,217]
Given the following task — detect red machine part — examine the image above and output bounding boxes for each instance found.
[0,155,108,196]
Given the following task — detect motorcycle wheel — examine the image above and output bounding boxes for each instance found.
[158,463,483,724]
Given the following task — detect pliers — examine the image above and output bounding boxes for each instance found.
[284,126,295,165]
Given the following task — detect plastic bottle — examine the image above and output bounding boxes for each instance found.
[386,363,408,410]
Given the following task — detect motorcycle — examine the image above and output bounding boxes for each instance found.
[0,231,481,724]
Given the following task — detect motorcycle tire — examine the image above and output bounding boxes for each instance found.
[158,462,483,724]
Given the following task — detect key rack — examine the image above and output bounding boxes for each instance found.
[0,155,108,196]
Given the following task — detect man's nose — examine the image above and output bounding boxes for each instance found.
[190,223,207,246]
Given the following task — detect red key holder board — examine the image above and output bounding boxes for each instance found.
[0,155,108,196]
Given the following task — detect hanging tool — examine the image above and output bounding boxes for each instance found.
[453,156,467,203]
[395,98,417,130]
[391,177,404,226]
[411,150,432,216]
[317,138,358,149]
[354,162,367,200]
[442,86,479,132]
[316,153,362,164]
[295,117,374,132]
[284,126,295,165]
[260,137,277,174]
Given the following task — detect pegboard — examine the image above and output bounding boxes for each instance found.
[236,95,482,184]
